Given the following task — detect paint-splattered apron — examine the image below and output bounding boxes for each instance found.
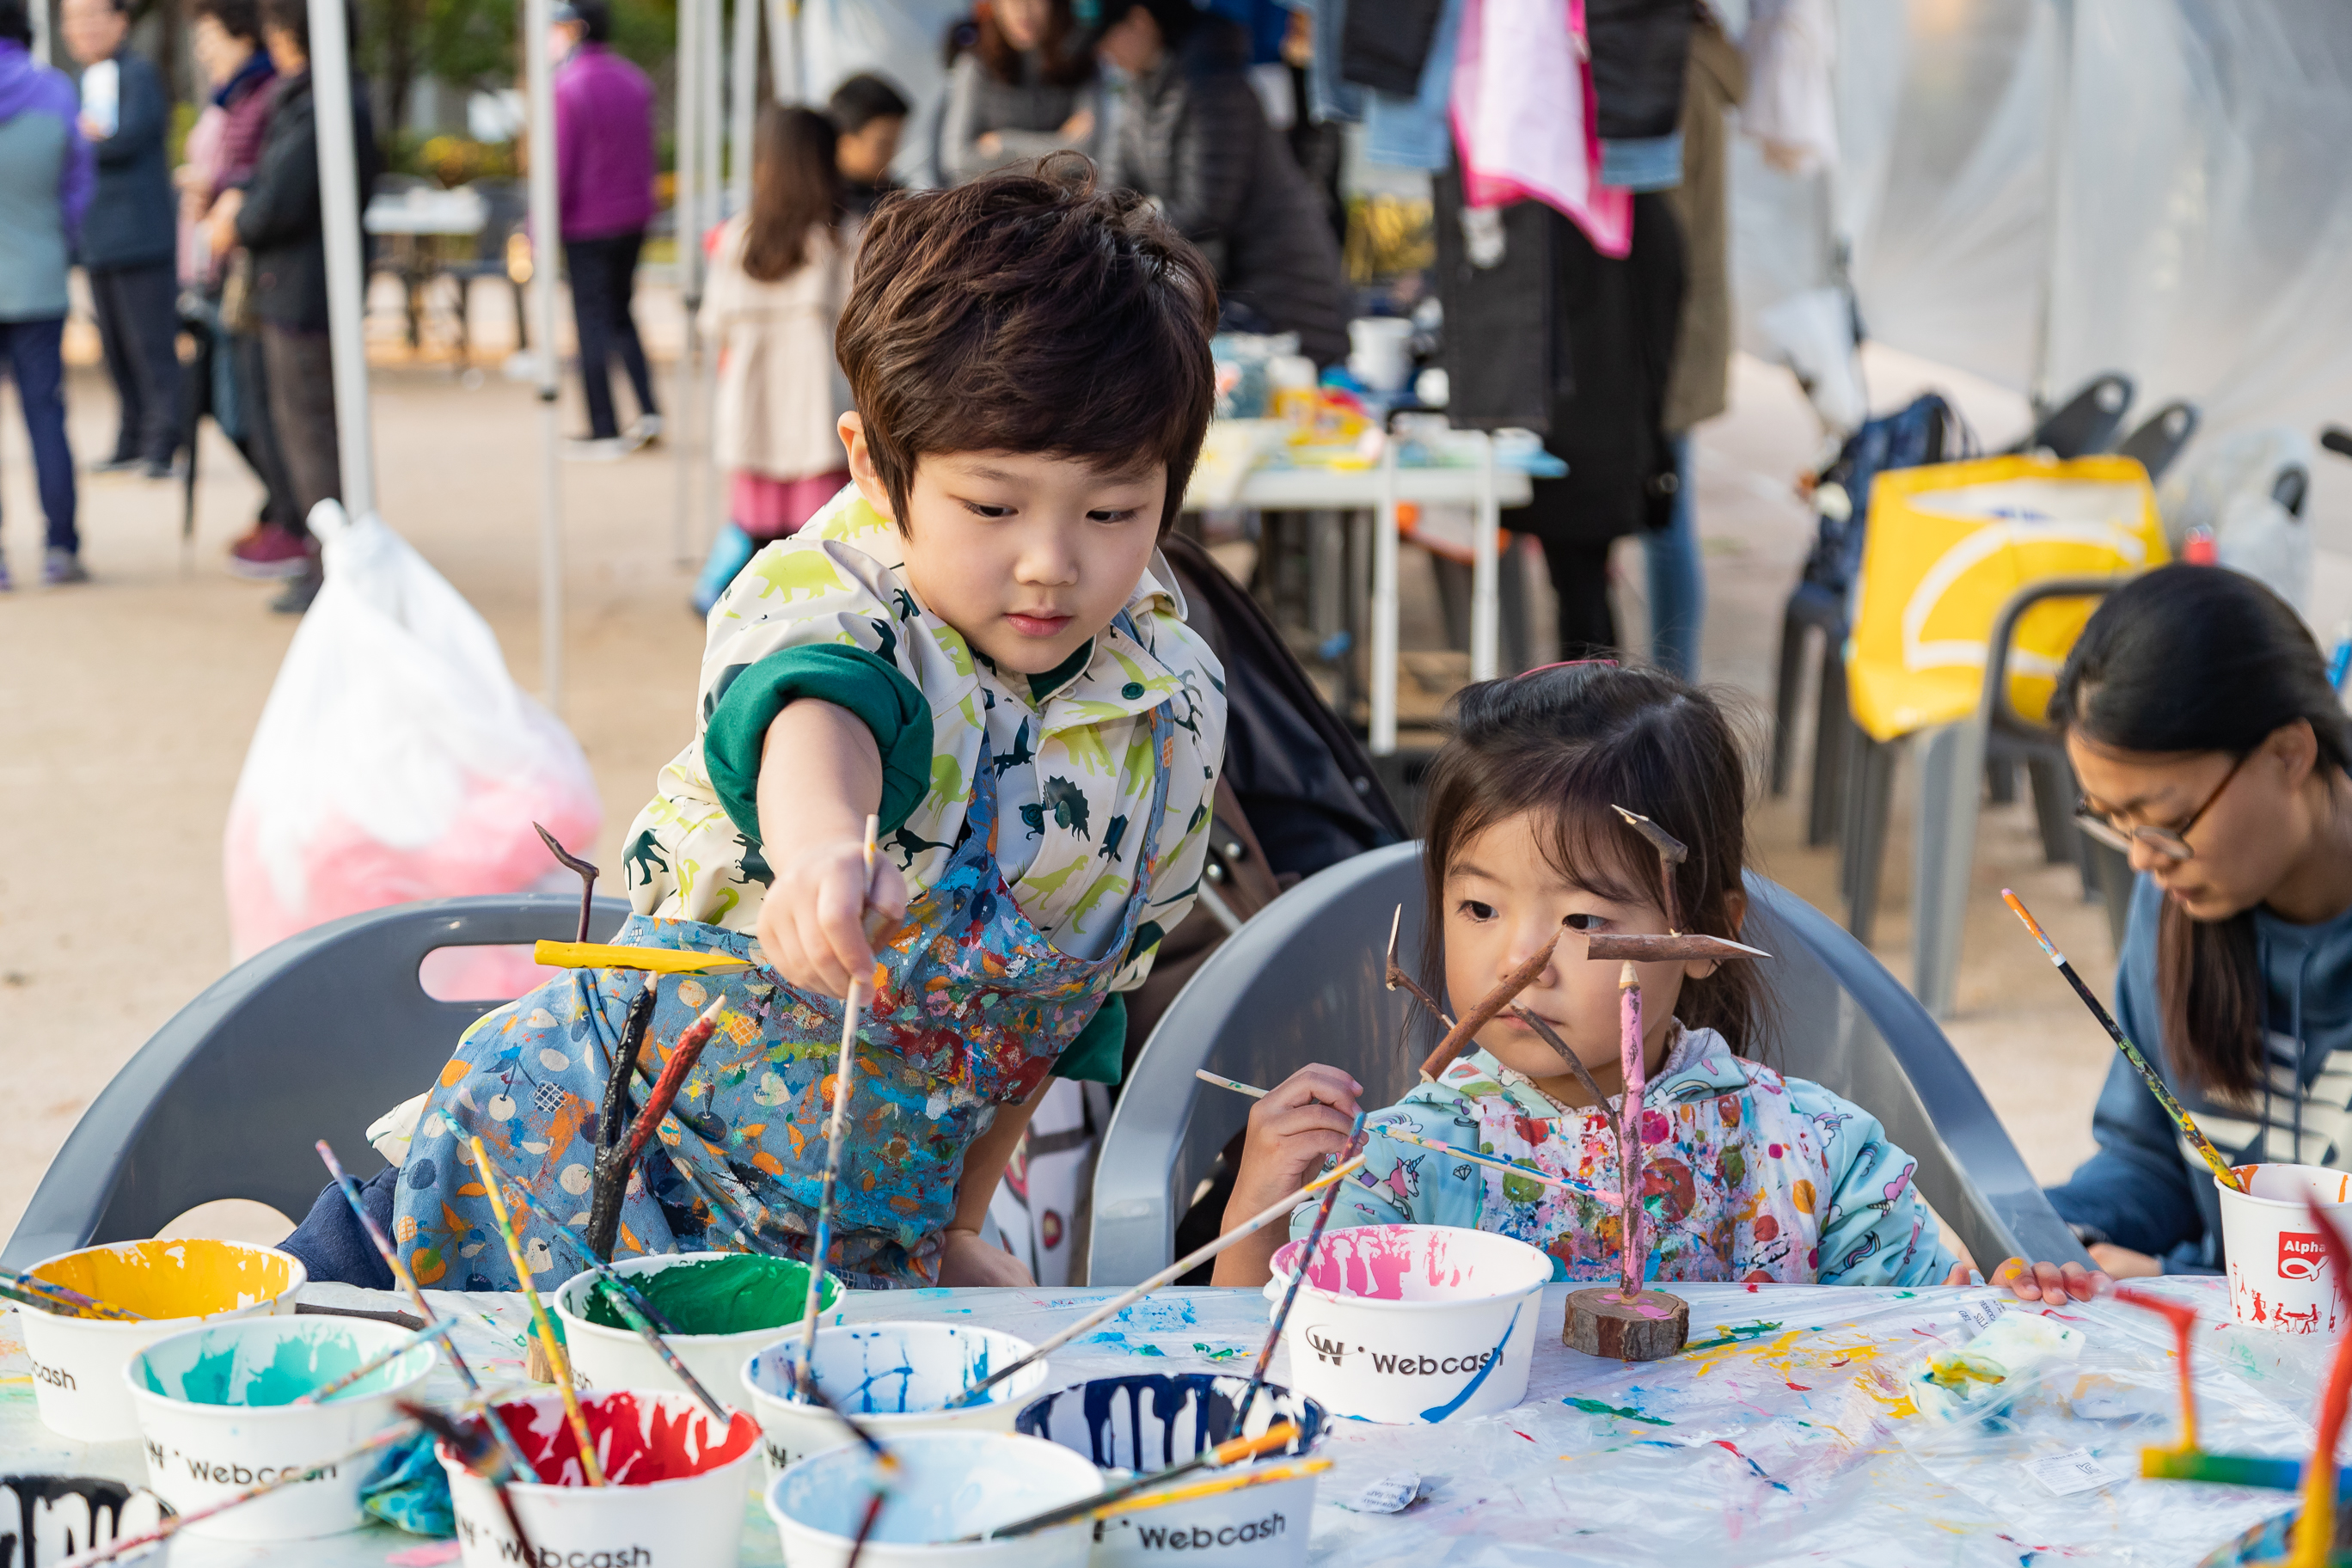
[393,712,1173,1291]
[1466,1060,1826,1284]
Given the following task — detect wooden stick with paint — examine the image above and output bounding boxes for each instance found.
[472,1134,605,1486]
[1417,934,1559,1082]
[585,981,659,1261]
[1236,1117,1364,1427]
[976,1424,1302,1540]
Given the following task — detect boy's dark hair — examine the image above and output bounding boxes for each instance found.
[836,155,1218,536]
[193,0,263,44]
[0,0,30,46]
[827,70,910,133]
[1418,663,1774,1058]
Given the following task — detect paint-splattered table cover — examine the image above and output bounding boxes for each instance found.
[0,1277,2332,1565]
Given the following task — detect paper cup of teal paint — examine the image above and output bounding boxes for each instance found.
[766,1430,1102,1567]
[124,1315,434,1540]
[553,1252,843,1406]
[1016,1372,1326,1565]
[1263,1223,1549,1424]
[740,1321,1047,1478]
[443,1388,762,1568]
[21,1237,307,1442]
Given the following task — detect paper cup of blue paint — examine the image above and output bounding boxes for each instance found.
[19,1237,307,1442]
[123,1315,435,1540]
[741,1320,1048,1478]
[1263,1223,1550,1424]
[766,1430,1103,1567]
[1016,1372,1326,1565]
[552,1251,843,1407]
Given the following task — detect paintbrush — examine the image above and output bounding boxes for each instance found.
[473,1135,605,1485]
[794,812,880,1406]
[1195,1069,1266,1099]
[2001,890,2247,1193]
[315,1140,541,1483]
[460,1142,679,1332]
[1066,1458,1333,1527]
[0,1271,143,1322]
[944,1153,1369,1409]
[1377,1125,1613,1201]
[293,1320,459,1405]
[973,1423,1302,1540]
[400,1398,542,1563]
[1236,1119,1364,1428]
[535,823,600,945]
[586,982,660,1261]
[51,1419,421,1568]
[534,941,758,975]
[1418,934,1560,1082]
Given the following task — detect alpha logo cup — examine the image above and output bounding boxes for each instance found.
[2280,1232,2330,1281]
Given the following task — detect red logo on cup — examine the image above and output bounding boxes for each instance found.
[2280,1232,2330,1281]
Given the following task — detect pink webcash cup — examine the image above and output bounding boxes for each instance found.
[2215,1162,2352,1334]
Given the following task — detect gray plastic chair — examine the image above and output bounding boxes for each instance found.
[3,894,629,1272]
[1085,842,2086,1286]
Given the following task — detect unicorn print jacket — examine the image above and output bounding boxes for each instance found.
[1305,1029,1957,1287]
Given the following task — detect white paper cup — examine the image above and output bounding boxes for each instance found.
[739,1320,1046,1479]
[765,1430,1101,1568]
[1264,1223,1551,1424]
[125,1315,436,1540]
[0,1475,171,1564]
[2217,1162,2352,1334]
[1015,1373,1326,1566]
[552,1251,842,1404]
[19,1238,307,1442]
[441,1389,761,1568]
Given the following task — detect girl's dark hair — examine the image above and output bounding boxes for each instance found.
[193,0,262,44]
[741,105,842,283]
[2049,564,2352,1102]
[1418,664,1773,1057]
[975,0,1093,87]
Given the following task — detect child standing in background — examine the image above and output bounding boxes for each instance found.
[691,105,854,615]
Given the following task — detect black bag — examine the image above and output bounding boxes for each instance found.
[1802,393,1979,598]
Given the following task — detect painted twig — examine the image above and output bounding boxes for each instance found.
[533,941,756,975]
[1418,934,1560,1082]
[1236,1119,1364,1428]
[2001,890,2246,1193]
[943,1154,1369,1410]
[795,812,879,1406]
[0,1271,142,1322]
[315,1140,540,1484]
[2286,1197,2352,1568]
[2116,1286,2202,1451]
[586,982,660,1262]
[1375,1124,1610,1201]
[612,993,733,1182]
[293,1320,458,1405]
[1615,961,1648,1299]
[1383,904,1455,1027]
[977,1423,1302,1540]
[534,822,599,945]
[473,1135,604,1486]
[1195,1069,1267,1099]
[1506,1007,1617,1111]
[1610,805,1687,934]
[1583,933,1771,962]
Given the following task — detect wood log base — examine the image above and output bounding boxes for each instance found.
[1564,1286,1690,1362]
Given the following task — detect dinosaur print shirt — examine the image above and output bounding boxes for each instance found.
[1302,1032,1957,1288]
[623,487,1226,994]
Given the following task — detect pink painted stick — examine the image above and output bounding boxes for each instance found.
[1617,962,1647,1300]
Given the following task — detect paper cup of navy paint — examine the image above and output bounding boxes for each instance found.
[19,1239,307,1442]
[441,1389,761,1568]
[124,1315,435,1540]
[553,1252,842,1405]
[0,1475,172,1565]
[1016,1373,1326,1565]
[1263,1223,1549,1424]
[2215,1163,2352,1335]
[741,1320,1047,1478]
[766,1430,1102,1568]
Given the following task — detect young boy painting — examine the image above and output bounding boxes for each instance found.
[370,162,1224,1290]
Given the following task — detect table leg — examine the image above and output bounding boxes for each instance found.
[1471,434,1500,682]
[1371,437,1400,754]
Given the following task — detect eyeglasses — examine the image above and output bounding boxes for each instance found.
[2073,750,2251,862]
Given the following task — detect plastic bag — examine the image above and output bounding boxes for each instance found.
[224,503,602,968]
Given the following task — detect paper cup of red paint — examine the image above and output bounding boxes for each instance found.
[552,1252,843,1406]
[1015,1372,1326,1565]
[1263,1223,1550,1424]
[765,1430,1103,1567]
[2215,1162,2352,1335]
[740,1320,1047,1478]
[0,1475,172,1565]
[17,1238,306,1442]
[440,1389,761,1568]
[125,1315,436,1540]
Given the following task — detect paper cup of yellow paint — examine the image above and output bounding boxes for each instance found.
[2216,1162,2352,1334]
[125,1315,435,1540]
[19,1238,306,1442]
[740,1321,1047,1478]
[553,1251,843,1406]
[1263,1222,1550,1424]
[765,1430,1103,1568]
[442,1389,761,1568]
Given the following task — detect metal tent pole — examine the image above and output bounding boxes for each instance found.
[1369,434,1400,754]
[1469,432,1499,682]
[306,0,375,521]
[29,0,47,64]
[698,0,724,554]
[765,0,799,105]
[728,0,758,219]
[527,0,565,710]
[669,0,701,567]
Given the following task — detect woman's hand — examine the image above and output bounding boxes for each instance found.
[2087,1242,2163,1280]
[938,1226,1035,1287]
[1949,1256,2114,1302]
[1209,1065,1361,1286]
[976,131,1003,156]
[1058,107,1095,144]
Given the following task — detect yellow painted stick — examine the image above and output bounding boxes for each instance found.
[472,1135,604,1485]
[532,941,756,975]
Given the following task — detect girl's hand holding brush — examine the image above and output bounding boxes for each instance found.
[1210,1063,1363,1287]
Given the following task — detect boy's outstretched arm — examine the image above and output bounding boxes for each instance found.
[753,700,910,998]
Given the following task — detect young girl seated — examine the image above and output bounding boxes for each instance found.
[1212,664,2104,1302]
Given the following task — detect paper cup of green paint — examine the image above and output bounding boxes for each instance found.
[441,1388,761,1568]
[1263,1222,1550,1424]
[19,1238,307,1442]
[124,1315,435,1540]
[553,1252,844,1406]
[766,1430,1103,1567]
[2215,1162,2352,1334]
[740,1321,1047,1478]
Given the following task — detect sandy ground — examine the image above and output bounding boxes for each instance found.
[0,278,2159,1250]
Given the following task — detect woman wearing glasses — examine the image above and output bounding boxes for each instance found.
[2046,564,2352,1279]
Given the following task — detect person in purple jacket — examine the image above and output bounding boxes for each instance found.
[551,0,658,459]
[0,0,94,588]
